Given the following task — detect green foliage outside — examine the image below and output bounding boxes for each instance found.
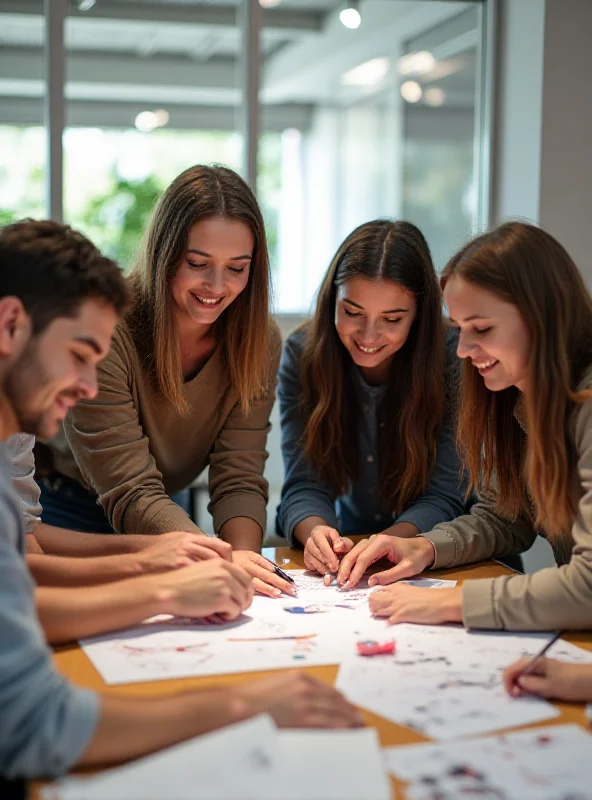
[73,173,164,273]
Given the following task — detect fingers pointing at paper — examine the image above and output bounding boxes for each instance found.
[303,525,354,579]
[335,534,436,589]
[237,672,364,729]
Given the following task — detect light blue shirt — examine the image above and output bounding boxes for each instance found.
[277,327,472,546]
[0,442,100,779]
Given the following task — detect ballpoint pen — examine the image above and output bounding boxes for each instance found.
[262,555,297,589]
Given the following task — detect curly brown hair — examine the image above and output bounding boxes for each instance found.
[0,218,130,333]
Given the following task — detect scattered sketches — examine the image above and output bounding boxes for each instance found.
[385,723,592,799]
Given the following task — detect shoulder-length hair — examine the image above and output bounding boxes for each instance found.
[128,164,270,416]
[441,221,592,537]
[300,219,445,513]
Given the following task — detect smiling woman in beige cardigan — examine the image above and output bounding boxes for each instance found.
[38,165,291,598]
[334,221,592,632]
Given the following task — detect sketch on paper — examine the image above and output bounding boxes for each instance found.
[334,622,592,739]
[386,724,592,800]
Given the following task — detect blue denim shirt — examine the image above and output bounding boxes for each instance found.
[277,326,471,546]
[0,443,100,778]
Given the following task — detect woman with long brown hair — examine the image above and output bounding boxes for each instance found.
[337,221,592,631]
[37,165,294,597]
[277,219,470,575]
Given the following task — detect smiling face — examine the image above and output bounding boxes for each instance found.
[334,276,417,383]
[3,298,117,438]
[170,215,253,331]
[443,274,532,392]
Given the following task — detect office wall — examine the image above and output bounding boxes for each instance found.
[538,0,592,286]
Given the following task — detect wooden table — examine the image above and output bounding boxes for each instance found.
[41,547,592,799]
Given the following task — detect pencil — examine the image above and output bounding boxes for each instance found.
[227,634,317,642]
[515,630,563,682]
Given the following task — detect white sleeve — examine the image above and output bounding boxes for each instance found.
[7,434,43,534]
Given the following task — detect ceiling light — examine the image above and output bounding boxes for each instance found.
[424,87,445,107]
[135,111,158,133]
[400,80,422,103]
[153,109,170,127]
[340,1,361,30]
[342,58,390,87]
[398,50,436,77]
[259,0,282,6]
[77,0,96,10]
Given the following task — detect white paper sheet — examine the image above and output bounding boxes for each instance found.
[385,723,592,800]
[334,625,587,739]
[80,570,457,685]
[43,715,280,800]
[44,717,392,800]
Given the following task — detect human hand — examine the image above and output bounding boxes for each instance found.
[303,525,354,583]
[157,559,253,621]
[232,550,297,598]
[503,656,592,702]
[135,532,232,574]
[237,672,364,728]
[335,534,436,589]
[368,585,462,625]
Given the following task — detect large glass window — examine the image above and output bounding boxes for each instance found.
[61,2,245,270]
[261,0,486,312]
[0,8,45,222]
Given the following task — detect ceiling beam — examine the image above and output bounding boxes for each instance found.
[0,0,324,36]
[0,96,313,131]
[0,46,236,90]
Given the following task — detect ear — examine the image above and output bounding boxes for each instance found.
[0,296,32,359]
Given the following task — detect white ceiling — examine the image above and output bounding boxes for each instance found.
[0,0,479,128]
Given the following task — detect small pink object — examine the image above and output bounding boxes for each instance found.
[356,639,396,656]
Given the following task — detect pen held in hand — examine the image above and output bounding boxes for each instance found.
[262,555,297,593]
[514,630,563,686]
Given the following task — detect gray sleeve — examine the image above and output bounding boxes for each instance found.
[277,331,338,546]
[0,501,100,778]
[394,328,469,532]
[7,434,42,534]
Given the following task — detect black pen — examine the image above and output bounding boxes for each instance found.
[262,556,296,585]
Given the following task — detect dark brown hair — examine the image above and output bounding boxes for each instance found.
[441,221,592,536]
[129,165,271,415]
[0,218,129,333]
[300,219,446,512]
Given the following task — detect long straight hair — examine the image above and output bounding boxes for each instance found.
[441,221,592,537]
[128,165,271,416]
[300,219,445,512]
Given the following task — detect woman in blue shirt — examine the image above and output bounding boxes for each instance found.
[277,219,471,577]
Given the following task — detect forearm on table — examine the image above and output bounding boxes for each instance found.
[35,577,164,644]
[27,553,142,587]
[383,521,420,539]
[220,517,263,551]
[78,688,243,768]
[31,522,192,556]
[294,516,332,548]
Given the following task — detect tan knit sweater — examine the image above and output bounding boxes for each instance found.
[55,320,281,536]
[423,367,592,632]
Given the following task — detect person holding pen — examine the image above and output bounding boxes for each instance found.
[276,219,471,574]
[0,219,363,781]
[336,222,592,632]
[503,658,592,704]
[36,165,294,598]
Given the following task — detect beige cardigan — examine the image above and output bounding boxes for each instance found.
[423,370,592,632]
[57,320,281,536]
